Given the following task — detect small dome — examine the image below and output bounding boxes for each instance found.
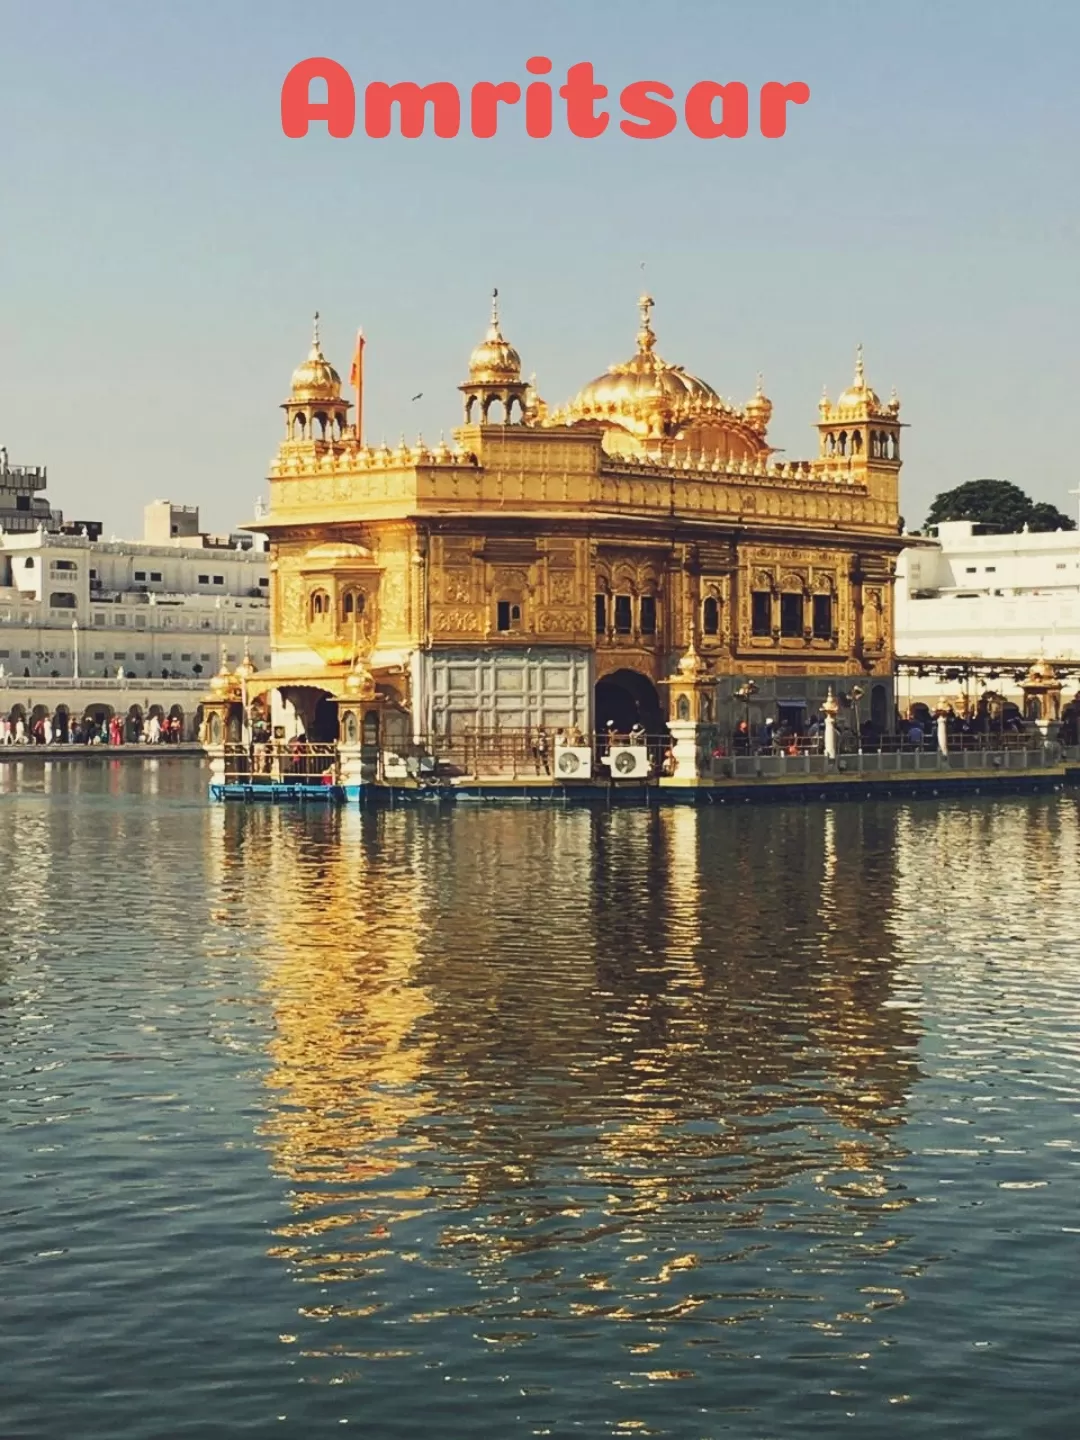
[834,345,881,411]
[467,291,521,382]
[744,374,773,432]
[290,314,341,401]
[1025,659,1060,685]
[209,661,236,696]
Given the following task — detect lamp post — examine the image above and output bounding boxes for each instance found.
[850,684,864,753]
[734,679,758,752]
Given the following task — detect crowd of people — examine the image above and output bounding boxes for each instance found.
[0,711,186,746]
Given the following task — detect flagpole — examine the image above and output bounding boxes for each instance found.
[352,330,365,445]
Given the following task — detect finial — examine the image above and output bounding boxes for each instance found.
[854,342,865,386]
[755,371,765,397]
[487,287,502,339]
[311,311,322,354]
[637,293,656,353]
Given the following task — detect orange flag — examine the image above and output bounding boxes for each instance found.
[349,330,365,441]
[348,329,365,388]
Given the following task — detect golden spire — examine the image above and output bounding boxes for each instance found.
[290,312,341,399]
[834,343,881,411]
[637,293,656,354]
[235,638,256,682]
[745,372,773,433]
[465,289,521,382]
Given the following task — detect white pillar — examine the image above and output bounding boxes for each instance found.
[822,686,839,762]
[936,712,948,756]
[666,719,709,779]
[71,619,80,681]
[823,712,838,760]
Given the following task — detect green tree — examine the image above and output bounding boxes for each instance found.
[1028,501,1076,532]
[925,478,1075,533]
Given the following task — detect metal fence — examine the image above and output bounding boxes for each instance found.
[383,729,670,781]
[221,741,338,784]
[213,729,1065,789]
[712,747,1055,781]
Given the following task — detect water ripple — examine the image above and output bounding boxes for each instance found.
[2,770,1080,1438]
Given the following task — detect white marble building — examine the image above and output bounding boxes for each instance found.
[895,519,1080,707]
[0,501,269,682]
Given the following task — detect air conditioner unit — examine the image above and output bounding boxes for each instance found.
[554,744,592,779]
[601,745,650,780]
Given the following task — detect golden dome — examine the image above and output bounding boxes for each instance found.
[467,291,521,382]
[290,313,341,401]
[344,665,377,699]
[209,660,236,697]
[834,345,881,411]
[568,295,725,426]
[1025,659,1060,685]
[744,373,773,433]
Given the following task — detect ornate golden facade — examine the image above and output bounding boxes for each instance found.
[251,298,905,741]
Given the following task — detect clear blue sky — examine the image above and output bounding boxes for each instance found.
[2,0,1078,534]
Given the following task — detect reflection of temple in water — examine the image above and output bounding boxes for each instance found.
[209,805,437,1248]
[215,801,924,1291]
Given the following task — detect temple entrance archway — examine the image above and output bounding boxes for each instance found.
[594,669,666,737]
[270,685,337,743]
[312,696,339,743]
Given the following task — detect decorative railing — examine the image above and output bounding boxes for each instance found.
[206,728,1065,791]
[712,747,1055,781]
[266,458,895,534]
[219,741,339,785]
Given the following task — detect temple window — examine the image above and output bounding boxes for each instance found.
[639,595,657,635]
[496,600,522,632]
[812,593,833,639]
[702,596,719,635]
[780,592,804,637]
[310,589,330,620]
[851,429,862,453]
[837,431,848,456]
[614,594,633,634]
[751,591,772,637]
[342,589,366,621]
[595,593,607,635]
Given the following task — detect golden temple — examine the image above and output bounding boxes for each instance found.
[233,294,905,749]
